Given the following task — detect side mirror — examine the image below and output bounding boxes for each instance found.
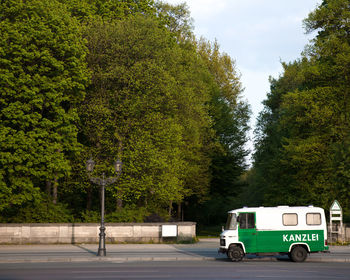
[236,215,240,223]
[222,226,224,232]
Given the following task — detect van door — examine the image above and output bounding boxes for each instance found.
[238,212,257,253]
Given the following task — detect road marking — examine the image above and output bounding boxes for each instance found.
[74,276,170,279]
[256,276,345,279]
[256,277,286,278]
[71,270,159,273]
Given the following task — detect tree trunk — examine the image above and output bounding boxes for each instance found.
[86,185,92,211]
[168,201,173,217]
[46,180,51,198]
[116,136,124,211]
[117,198,123,210]
[177,203,182,221]
[53,176,58,205]
[53,149,61,205]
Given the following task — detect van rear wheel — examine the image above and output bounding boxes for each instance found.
[290,246,307,262]
[227,245,244,262]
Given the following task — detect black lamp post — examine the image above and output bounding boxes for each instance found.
[86,158,122,256]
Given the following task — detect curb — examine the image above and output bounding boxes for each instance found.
[307,257,350,263]
[1,256,349,264]
[0,256,216,264]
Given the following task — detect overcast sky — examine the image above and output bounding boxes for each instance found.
[165,0,321,160]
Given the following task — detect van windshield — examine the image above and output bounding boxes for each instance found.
[225,213,237,230]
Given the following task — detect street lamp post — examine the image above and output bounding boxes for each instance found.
[86,158,122,256]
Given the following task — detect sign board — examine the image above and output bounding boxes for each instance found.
[330,200,342,211]
[330,200,343,243]
[161,225,177,237]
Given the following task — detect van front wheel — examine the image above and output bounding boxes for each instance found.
[290,246,307,262]
[227,245,244,262]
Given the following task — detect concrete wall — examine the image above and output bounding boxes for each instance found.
[328,224,350,243]
[0,222,196,244]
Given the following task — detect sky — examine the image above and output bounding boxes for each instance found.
[165,0,321,160]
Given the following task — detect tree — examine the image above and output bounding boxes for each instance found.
[55,0,161,220]
[155,1,194,41]
[0,0,89,220]
[76,15,213,217]
[187,39,250,225]
[281,0,350,215]
[251,0,350,220]
[0,0,252,223]
[251,60,309,206]
[59,0,157,22]
[154,4,251,223]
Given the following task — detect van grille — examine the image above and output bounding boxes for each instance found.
[220,239,225,246]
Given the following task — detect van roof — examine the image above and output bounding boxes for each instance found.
[228,206,326,230]
[227,205,324,214]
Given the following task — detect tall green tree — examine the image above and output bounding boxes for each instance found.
[59,0,157,22]
[56,0,160,219]
[0,0,89,219]
[252,0,350,220]
[251,60,308,206]
[280,0,350,215]
[186,39,250,225]
[155,1,194,41]
[0,0,252,223]
[76,15,213,217]
[153,4,251,222]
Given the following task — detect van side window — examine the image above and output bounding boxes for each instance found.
[306,213,321,225]
[283,213,298,226]
[239,213,255,229]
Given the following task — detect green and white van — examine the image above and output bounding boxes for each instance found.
[219,206,329,262]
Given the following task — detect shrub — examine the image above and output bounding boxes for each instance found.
[105,205,149,223]
[6,200,74,223]
[80,210,101,223]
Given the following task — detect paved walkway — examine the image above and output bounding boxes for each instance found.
[0,239,349,263]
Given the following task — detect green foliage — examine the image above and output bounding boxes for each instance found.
[196,225,222,238]
[0,0,89,214]
[59,0,157,22]
[2,199,74,223]
[79,210,101,223]
[0,0,250,224]
[155,1,194,41]
[78,14,214,212]
[251,0,350,220]
[186,39,250,225]
[105,206,149,223]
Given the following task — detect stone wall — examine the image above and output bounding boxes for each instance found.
[0,222,196,244]
[328,224,350,243]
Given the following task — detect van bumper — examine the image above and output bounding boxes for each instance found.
[218,248,227,254]
[323,245,330,252]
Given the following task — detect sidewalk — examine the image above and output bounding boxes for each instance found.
[0,239,349,263]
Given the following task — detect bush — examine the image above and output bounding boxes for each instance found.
[144,213,165,222]
[4,200,74,223]
[80,210,101,223]
[105,205,149,223]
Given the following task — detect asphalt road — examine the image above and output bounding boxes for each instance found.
[1,260,350,280]
[0,239,349,279]
[1,239,349,263]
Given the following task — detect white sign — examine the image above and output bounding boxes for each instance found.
[161,225,177,237]
[330,200,343,243]
[330,200,342,211]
